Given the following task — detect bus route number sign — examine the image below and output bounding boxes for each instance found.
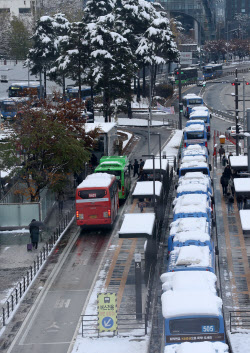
[202,325,215,333]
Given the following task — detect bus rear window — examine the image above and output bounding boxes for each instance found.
[186,132,205,139]
[189,99,203,105]
[170,318,219,334]
[78,189,107,199]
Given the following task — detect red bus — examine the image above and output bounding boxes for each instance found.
[75,173,119,228]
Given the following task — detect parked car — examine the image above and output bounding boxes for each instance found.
[226,125,244,138]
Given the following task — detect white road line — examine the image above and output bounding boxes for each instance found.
[20,342,71,345]
[7,228,80,352]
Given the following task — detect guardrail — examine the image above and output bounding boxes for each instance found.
[0,204,75,330]
[229,311,250,332]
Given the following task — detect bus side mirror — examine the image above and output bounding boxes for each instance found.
[175,185,178,190]
[177,168,179,174]
[215,246,219,256]
[209,164,212,171]
[210,114,212,119]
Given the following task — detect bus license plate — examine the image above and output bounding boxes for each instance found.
[90,215,97,219]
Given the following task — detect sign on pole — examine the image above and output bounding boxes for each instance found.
[180,52,192,65]
[97,293,117,332]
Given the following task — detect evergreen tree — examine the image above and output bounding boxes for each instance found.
[9,16,32,60]
[84,0,116,22]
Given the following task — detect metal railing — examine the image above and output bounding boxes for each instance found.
[229,311,250,332]
[81,313,147,337]
[0,204,75,329]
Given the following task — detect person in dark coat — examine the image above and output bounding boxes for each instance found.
[222,154,227,166]
[133,159,139,177]
[29,219,42,249]
[223,165,232,180]
[139,159,145,175]
[218,145,225,162]
[220,173,229,195]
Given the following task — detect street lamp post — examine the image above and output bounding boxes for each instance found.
[151,133,162,180]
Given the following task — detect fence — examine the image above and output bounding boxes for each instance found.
[81,313,147,338]
[0,204,75,330]
[229,311,250,332]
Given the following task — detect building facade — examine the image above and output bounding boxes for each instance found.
[0,0,36,17]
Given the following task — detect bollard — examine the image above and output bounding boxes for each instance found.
[19,282,22,297]
[2,308,5,326]
[11,295,14,311]
[7,301,9,317]
[27,271,29,286]
[30,266,33,280]
[23,277,26,291]
[34,261,36,275]
[16,288,18,304]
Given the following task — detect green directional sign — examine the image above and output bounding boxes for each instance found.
[97,293,117,332]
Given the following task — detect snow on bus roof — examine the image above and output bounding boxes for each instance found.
[186,144,207,151]
[187,119,205,124]
[191,106,209,112]
[164,341,228,353]
[161,289,222,319]
[143,159,168,171]
[182,148,207,157]
[184,124,205,132]
[183,93,201,99]
[173,193,208,206]
[181,155,207,163]
[170,217,208,235]
[230,156,248,167]
[177,183,208,194]
[171,230,210,244]
[179,172,209,180]
[77,173,114,188]
[11,81,40,87]
[100,161,122,166]
[233,178,250,192]
[119,213,155,237]
[178,179,210,189]
[172,245,211,267]
[190,110,209,118]
[85,122,116,133]
[180,161,208,169]
[160,271,217,293]
[132,181,162,197]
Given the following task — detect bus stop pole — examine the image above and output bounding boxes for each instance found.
[247,109,250,172]
[178,64,182,130]
[135,253,142,320]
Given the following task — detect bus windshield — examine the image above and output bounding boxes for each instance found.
[170,317,219,334]
[186,132,205,139]
[1,102,16,112]
[78,189,107,199]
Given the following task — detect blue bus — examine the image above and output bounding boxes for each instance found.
[202,64,223,80]
[173,194,211,221]
[182,94,203,118]
[66,86,92,101]
[8,82,43,98]
[0,97,29,121]
[183,124,207,148]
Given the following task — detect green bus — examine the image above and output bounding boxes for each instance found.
[94,156,131,200]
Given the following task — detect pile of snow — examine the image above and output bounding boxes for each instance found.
[170,217,209,235]
[132,181,162,197]
[172,245,210,267]
[171,230,210,244]
[162,130,183,157]
[164,341,228,353]
[160,271,217,293]
[228,330,250,353]
[161,290,222,318]
[85,122,116,133]
[77,173,114,188]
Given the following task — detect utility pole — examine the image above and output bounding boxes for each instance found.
[235,68,240,156]
[247,109,250,172]
[243,76,246,152]
[178,64,182,130]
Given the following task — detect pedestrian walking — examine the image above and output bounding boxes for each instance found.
[237,195,243,210]
[128,160,133,175]
[139,159,144,175]
[227,193,234,213]
[133,159,139,177]
[228,177,235,196]
[29,219,45,249]
[222,154,227,166]
[57,191,64,214]
[218,145,225,162]
[220,173,229,195]
[223,164,232,180]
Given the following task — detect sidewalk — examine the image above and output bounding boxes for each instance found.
[213,143,250,351]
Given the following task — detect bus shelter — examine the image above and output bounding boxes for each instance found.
[229,156,248,175]
[239,210,250,235]
[118,213,157,282]
[132,181,164,223]
[141,159,170,199]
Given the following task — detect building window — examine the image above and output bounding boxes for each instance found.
[19,8,31,13]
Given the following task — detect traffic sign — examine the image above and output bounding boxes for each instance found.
[97,293,117,332]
